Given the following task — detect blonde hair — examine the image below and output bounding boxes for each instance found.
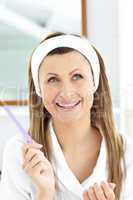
[28,32,126,199]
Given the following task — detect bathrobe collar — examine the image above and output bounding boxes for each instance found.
[46,119,108,198]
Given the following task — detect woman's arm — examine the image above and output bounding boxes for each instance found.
[0,136,33,200]
[22,142,56,200]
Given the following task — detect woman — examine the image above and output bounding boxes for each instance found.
[1,32,133,200]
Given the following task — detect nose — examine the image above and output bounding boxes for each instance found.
[58,83,78,103]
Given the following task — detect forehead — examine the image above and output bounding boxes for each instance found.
[39,51,92,74]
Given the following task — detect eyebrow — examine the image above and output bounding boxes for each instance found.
[47,68,81,76]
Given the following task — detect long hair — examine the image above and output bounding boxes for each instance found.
[27,32,126,199]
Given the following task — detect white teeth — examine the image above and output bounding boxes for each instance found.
[56,101,80,108]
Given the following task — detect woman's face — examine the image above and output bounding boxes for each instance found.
[39,51,95,122]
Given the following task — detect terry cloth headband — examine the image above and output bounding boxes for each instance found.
[31,35,100,97]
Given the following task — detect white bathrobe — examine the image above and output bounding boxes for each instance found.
[0,119,133,200]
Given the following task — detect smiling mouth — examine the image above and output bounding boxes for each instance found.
[56,100,81,110]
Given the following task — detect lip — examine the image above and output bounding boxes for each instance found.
[56,100,81,110]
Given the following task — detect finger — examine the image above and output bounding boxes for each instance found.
[83,190,90,200]
[31,140,44,147]
[23,160,46,176]
[24,140,43,150]
[23,141,43,149]
[32,161,46,175]
[93,183,106,200]
[23,148,44,165]
[108,182,116,190]
[23,153,46,169]
[101,181,115,200]
[88,186,97,200]
[22,142,43,156]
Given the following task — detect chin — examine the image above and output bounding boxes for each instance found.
[53,111,84,124]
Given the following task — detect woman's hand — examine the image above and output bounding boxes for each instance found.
[83,181,116,200]
[22,140,55,199]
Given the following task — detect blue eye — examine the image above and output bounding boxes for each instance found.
[47,77,58,83]
[73,74,83,80]
[47,74,83,83]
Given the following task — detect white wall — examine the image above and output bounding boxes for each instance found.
[86,0,121,130]
[119,1,133,137]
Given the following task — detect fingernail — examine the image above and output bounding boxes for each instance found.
[31,140,43,147]
[37,144,43,147]
[111,183,116,188]
[109,182,116,189]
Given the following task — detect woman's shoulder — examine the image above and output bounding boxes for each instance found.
[2,134,26,165]
[1,134,29,179]
[1,134,36,198]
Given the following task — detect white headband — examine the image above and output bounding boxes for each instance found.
[31,35,100,97]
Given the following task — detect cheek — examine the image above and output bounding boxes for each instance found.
[42,87,58,109]
[78,79,94,98]
[79,81,94,108]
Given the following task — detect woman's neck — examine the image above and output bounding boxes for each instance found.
[51,115,102,154]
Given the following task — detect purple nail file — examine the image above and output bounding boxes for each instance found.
[2,106,32,144]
